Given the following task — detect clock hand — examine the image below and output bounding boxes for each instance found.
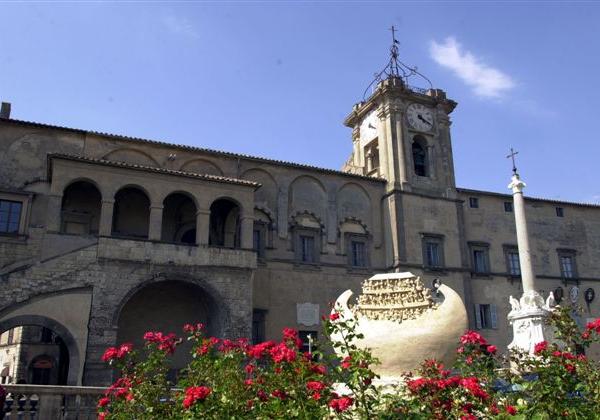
[417,114,432,125]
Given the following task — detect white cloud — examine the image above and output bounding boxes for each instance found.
[429,37,515,98]
[163,15,199,39]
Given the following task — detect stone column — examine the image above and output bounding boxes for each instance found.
[509,175,535,293]
[99,199,114,237]
[240,213,254,250]
[148,205,164,241]
[46,194,63,233]
[195,209,210,246]
[507,173,554,355]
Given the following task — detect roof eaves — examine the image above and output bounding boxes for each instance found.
[2,117,386,183]
[47,153,261,189]
[457,187,600,209]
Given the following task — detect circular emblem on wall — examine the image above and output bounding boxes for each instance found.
[554,287,564,304]
[584,288,595,304]
[569,286,579,303]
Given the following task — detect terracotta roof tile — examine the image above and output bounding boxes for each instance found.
[47,153,261,188]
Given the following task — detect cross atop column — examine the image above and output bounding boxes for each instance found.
[506,147,519,175]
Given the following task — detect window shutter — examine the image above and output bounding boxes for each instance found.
[490,305,498,329]
[474,304,482,330]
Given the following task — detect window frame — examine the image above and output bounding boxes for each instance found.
[0,191,32,238]
[344,232,369,269]
[421,233,445,270]
[293,226,321,265]
[556,207,564,217]
[253,221,268,260]
[474,303,498,330]
[557,249,577,280]
[468,242,491,276]
[503,245,521,277]
[469,197,479,209]
[411,136,429,177]
[503,201,513,212]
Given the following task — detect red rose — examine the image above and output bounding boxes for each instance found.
[329,313,340,321]
[341,356,352,369]
[97,397,110,408]
[533,341,548,354]
[486,345,497,354]
[506,405,517,415]
[329,396,354,412]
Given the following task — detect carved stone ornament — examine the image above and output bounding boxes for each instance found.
[508,290,555,356]
[296,303,320,327]
[331,272,468,379]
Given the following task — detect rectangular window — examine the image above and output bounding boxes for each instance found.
[0,200,22,234]
[504,202,513,212]
[7,329,14,345]
[298,330,318,354]
[351,241,366,267]
[556,207,564,217]
[252,309,267,345]
[507,251,521,276]
[560,256,575,278]
[426,242,441,267]
[469,197,479,208]
[253,228,264,259]
[469,242,490,275]
[473,250,487,273]
[300,235,315,263]
[422,234,445,269]
[474,304,497,329]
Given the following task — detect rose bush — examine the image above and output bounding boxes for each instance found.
[98,306,600,419]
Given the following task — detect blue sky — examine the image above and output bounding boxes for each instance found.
[1,2,599,203]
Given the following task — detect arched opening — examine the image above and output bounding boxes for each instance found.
[112,187,150,239]
[209,198,240,248]
[61,181,102,235]
[412,137,428,177]
[161,193,197,244]
[116,281,221,377]
[0,325,70,385]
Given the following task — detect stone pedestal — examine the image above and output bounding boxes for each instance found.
[507,290,554,355]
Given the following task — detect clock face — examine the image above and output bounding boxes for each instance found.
[406,103,434,132]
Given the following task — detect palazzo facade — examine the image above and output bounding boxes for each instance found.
[0,73,599,386]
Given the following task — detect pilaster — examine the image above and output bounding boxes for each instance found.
[99,199,115,236]
[148,205,164,241]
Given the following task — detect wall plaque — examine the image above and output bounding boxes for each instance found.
[297,303,320,326]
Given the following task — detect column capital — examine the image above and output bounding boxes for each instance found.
[196,209,211,216]
[101,199,115,205]
[508,174,526,194]
[150,204,164,210]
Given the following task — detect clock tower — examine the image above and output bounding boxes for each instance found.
[342,32,457,197]
[342,31,459,268]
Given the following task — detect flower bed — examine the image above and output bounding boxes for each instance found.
[97,306,600,419]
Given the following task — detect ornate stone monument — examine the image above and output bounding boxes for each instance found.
[506,158,555,354]
[331,272,468,380]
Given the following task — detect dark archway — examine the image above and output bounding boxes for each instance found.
[412,136,428,177]
[116,281,221,376]
[61,180,102,235]
[0,316,79,385]
[112,186,150,239]
[209,198,240,248]
[161,193,197,244]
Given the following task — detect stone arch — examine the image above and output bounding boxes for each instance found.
[0,315,80,385]
[289,175,327,223]
[113,279,228,372]
[179,159,224,176]
[241,168,278,212]
[61,180,102,235]
[161,192,198,244]
[209,197,242,248]
[336,182,371,228]
[102,148,160,167]
[412,135,429,177]
[112,185,151,239]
